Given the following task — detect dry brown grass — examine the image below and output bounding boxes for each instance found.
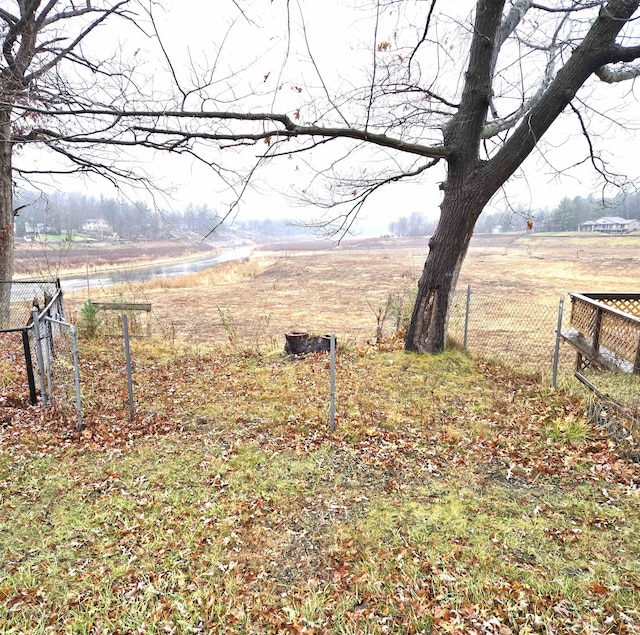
[140,257,271,289]
[62,233,640,354]
[14,240,219,277]
[461,233,640,298]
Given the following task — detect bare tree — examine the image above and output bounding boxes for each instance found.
[5,1,640,352]
[115,0,640,352]
[0,0,141,321]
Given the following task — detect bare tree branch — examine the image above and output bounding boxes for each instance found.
[297,3,350,127]
[25,1,132,84]
[569,101,622,186]
[531,1,604,13]
[298,158,442,238]
[7,103,453,158]
[365,0,382,131]
[407,0,437,82]
[596,62,640,81]
[485,0,640,195]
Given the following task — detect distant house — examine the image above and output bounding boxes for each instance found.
[82,218,110,235]
[578,216,640,234]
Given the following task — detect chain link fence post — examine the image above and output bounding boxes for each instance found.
[552,295,565,389]
[123,314,135,421]
[329,333,336,431]
[70,325,83,431]
[21,328,38,405]
[32,306,49,408]
[463,284,472,354]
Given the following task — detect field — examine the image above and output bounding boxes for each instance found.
[2,232,640,634]
[14,240,221,278]
[51,232,640,347]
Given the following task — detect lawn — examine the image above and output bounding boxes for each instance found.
[1,335,639,634]
[3,233,640,633]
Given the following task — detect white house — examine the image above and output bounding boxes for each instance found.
[578,216,640,234]
[82,219,110,235]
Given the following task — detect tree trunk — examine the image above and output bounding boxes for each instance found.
[404,187,483,353]
[0,106,13,326]
[404,0,505,353]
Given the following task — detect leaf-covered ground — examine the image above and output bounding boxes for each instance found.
[1,337,639,634]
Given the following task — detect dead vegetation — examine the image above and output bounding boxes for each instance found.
[54,233,640,350]
[14,240,220,278]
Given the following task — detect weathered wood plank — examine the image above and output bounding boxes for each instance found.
[90,302,152,312]
[562,329,634,374]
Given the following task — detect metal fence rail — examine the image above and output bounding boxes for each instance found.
[0,280,81,426]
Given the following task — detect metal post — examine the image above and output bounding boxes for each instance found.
[32,307,48,408]
[122,314,135,420]
[552,296,565,389]
[70,325,83,431]
[22,328,37,405]
[463,284,471,354]
[85,241,91,300]
[43,320,53,403]
[56,280,66,321]
[329,333,336,431]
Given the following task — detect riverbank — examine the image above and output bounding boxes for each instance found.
[13,240,241,279]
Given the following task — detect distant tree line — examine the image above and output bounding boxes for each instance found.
[388,212,438,237]
[16,189,638,242]
[236,218,310,238]
[12,191,306,241]
[390,193,640,238]
[475,192,640,234]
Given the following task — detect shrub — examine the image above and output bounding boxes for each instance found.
[78,301,102,339]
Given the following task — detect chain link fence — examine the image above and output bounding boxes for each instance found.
[444,285,638,451]
[1,280,63,406]
[448,286,569,383]
[0,280,81,426]
[39,314,83,429]
[2,276,637,446]
[375,284,635,418]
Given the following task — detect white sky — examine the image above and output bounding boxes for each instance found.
[16,0,640,234]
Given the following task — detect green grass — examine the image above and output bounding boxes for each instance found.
[1,339,639,633]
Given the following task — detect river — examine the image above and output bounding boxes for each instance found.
[59,245,254,294]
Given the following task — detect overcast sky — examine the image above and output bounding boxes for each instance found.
[18,0,640,234]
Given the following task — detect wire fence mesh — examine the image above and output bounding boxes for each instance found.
[42,316,82,429]
[448,286,569,382]
[445,285,639,449]
[1,276,637,447]
[1,280,63,407]
[0,279,62,329]
[0,280,80,423]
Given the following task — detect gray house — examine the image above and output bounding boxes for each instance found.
[578,216,640,234]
